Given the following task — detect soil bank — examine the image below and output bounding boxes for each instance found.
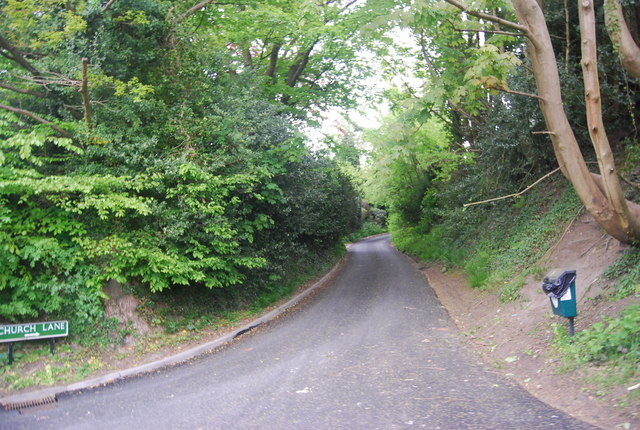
[419,213,639,430]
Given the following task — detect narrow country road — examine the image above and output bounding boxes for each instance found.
[1,235,596,430]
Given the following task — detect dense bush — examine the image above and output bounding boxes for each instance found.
[0,2,360,331]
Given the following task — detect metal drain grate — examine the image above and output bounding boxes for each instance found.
[2,395,57,412]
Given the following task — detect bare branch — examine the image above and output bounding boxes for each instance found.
[495,87,543,100]
[0,81,46,98]
[443,0,529,34]
[621,174,640,190]
[463,167,561,207]
[0,103,72,138]
[101,0,117,12]
[24,72,80,88]
[0,34,41,76]
[452,27,524,38]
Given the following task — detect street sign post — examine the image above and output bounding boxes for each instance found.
[0,320,68,364]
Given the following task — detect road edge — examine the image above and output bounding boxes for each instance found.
[0,252,348,409]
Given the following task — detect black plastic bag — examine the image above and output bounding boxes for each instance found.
[542,270,576,299]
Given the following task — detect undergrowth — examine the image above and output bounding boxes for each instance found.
[602,248,640,299]
[391,179,583,302]
[553,305,640,405]
[344,221,387,243]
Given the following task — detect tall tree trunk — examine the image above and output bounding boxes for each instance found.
[511,0,640,243]
[444,0,640,242]
[579,0,638,239]
[265,43,281,81]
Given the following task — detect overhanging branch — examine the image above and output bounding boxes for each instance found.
[443,0,529,34]
[495,87,543,100]
[463,167,561,207]
[453,27,523,38]
[0,34,41,76]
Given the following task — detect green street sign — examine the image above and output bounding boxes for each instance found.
[0,320,68,343]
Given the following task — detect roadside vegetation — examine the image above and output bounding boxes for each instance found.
[551,248,640,405]
[553,303,640,406]
[0,218,383,391]
[1,0,638,405]
[0,241,347,390]
[0,2,370,337]
[0,0,372,388]
[354,0,640,408]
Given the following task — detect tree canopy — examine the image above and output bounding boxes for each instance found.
[361,0,640,244]
[0,0,362,325]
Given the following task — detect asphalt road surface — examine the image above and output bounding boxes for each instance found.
[1,235,596,430]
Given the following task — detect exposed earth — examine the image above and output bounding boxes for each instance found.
[420,213,639,430]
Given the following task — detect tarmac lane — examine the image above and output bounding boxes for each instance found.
[0,235,598,429]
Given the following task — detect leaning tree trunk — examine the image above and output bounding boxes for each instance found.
[511,0,640,243]
[579,0,639,239]
[604,0,640,80]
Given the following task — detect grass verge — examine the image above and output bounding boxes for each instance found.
[391,178,583,302]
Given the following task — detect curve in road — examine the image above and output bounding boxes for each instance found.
[0,235,596,429]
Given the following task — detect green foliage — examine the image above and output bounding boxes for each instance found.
[361,0,640,293]
[0,0,360,334]
[386,176,583,302]
[603,248,640,299]
[245,154,359,292]
[464,252,491,288]
[273,155,360,247]
[555,305,640,373]
[363,109,471,230]
[188,0,385,117]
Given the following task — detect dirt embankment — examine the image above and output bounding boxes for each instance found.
[419,213,639,430]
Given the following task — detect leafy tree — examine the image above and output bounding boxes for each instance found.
[0,0,360,325]
[363,94,471,230]
[441,0,640,243]
[175,0,386,117]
